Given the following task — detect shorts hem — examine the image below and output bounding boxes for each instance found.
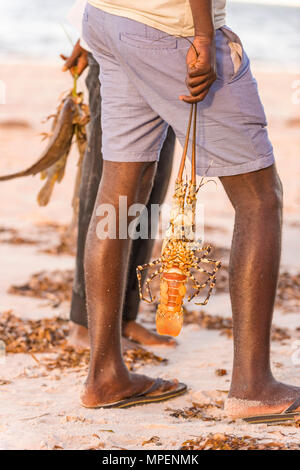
[196,153,275,177]
[103,151,158,163]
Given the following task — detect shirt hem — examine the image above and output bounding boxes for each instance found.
[88,1,226,36]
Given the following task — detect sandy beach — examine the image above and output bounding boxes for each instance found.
[0,60,300,450]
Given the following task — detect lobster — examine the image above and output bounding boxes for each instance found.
[136,103,221,337]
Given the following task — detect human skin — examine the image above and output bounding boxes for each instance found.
[61,39,89,76]
[81,161,178,407]
[221,166,300,416]
[180,0,216,103]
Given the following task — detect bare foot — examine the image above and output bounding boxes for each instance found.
[123,320,177,347]
[68,322,139,352]
[80,372,178,408]
[68,322,89,350]
[121,337,139,353]
[226,380,300,419]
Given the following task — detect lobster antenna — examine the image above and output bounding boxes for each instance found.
[196,160,216,192]
[177,103,193,182]
[191,102,197,185]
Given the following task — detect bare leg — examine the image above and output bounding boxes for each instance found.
[81,161,178,407]
[220,164,300,417]
[122,126,176,347]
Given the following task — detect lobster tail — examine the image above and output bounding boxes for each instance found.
[156,269,187,337]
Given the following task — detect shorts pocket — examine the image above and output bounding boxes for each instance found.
[83,4,89,22]
[229,76,272,157]
[119,32,178,50]
[218,27,250,85]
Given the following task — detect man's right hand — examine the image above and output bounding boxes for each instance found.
[61,39,89,77]
[180,37,216,104]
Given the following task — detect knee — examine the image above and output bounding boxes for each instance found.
[261,178,283,214]
[137,161,157,203]
[237,175,283,215]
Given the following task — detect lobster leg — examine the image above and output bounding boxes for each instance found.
[144,267,163,303]
[136,259,161,303]
[187,258,221,302]
[191,259,221,304]
[187,272,206,302]
[192,243,211,256]
[191,263,214,275]
[187,270,215,302]
[198,257,221,268]
[193,273,218,306]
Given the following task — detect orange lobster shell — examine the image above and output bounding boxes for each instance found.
[156,269,187,337]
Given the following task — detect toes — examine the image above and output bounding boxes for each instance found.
[148,377,180,395]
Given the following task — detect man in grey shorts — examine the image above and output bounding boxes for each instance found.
[79,0,300,417]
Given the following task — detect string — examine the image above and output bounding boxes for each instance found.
[191,102,197,184]
[177,103,194,182]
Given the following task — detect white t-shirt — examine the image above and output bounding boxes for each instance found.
[88,0,226,36]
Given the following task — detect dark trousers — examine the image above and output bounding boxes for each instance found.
[70,54,175,328]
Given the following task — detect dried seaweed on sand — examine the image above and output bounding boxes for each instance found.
[167,400,223,422]
[0,311,68,353]
[276,271,300,313]
[180,433,300,450]
[0,226,38,245]
[40,234,76,256]
[42,346,167,372]
[0,223,76,256]
[8,270,73,307]
[183,308,291,341]
[0,311,167,371]
[35,221,76,256]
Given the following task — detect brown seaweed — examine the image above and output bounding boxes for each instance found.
[0,311,167,371]
[8,270,73,307]
[183,308,292,342]
[180,433,300,450]
[167,400,223,421]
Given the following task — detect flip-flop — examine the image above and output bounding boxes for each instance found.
[81,379,187,409]
[243,396,300,425]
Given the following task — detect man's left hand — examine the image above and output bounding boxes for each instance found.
[61,39,89,77]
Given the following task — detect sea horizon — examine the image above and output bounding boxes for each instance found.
[231,0,300,7]
[0,0,299,66]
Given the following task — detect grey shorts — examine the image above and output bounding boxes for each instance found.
[82,3,275,177]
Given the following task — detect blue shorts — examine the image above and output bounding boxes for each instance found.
[82,3,275,177]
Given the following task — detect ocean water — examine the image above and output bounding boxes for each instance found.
[0,0,299,66]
